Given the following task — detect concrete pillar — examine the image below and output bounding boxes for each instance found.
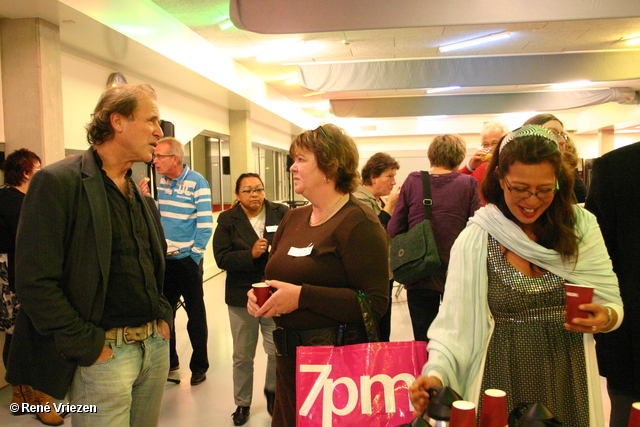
[1,18,64,165]
[597,126,615,156]
[229,109,252,195]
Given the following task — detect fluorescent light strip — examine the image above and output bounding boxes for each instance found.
[439,32,511,53]
[627,37,640,46]
[302,91,325,98]
[427,86,461,94]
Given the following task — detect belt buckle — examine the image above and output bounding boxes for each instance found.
[123,326,138,344]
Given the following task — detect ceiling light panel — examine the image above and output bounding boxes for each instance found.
[438,31,511,53]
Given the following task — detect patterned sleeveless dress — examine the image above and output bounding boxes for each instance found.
[479,236,590,427]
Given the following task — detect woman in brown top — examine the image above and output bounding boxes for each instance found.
[247,124,390,427]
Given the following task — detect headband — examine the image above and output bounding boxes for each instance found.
[499,124,559,154]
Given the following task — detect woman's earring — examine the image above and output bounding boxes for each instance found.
[323,176,329,184]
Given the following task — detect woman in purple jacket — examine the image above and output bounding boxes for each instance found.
[388,134,481,341]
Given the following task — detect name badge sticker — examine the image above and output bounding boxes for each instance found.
[266,225,278,233]
[288,243,313,257]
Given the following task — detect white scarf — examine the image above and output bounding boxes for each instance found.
[470,204,621,304]
[424,203,622,402]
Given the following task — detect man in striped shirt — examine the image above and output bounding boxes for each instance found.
[152,137,213,386]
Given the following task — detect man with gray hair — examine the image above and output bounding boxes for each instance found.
[7,84,172,427]
[150,137,213,386]
[458,121,510,199]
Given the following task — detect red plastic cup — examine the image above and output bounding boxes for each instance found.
[480,389,508,427]
[565,283,594,325]
[450,401,476,427]
[628,402,640,427]
[252,282,272,307]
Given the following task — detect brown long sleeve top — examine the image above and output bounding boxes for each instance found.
[265,195,390,331]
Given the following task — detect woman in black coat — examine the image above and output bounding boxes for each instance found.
[213,173,288,426]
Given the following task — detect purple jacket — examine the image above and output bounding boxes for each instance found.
[388,171,481,291]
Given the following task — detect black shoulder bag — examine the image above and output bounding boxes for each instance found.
[389,171,440,285]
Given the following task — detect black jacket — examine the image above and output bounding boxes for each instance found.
[585,141,640,394]
[213,200,288,307]
[6,149,171,399]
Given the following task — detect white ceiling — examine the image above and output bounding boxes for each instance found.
[1,0,640,136]
[150,0,640,121]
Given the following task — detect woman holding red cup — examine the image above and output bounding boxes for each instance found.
[213,173,288,426]
[409,125,622,427]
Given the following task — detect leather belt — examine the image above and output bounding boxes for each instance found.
[105,320,155,344]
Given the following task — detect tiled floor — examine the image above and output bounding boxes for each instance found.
[0,274,413,426]
[0,274,610,426]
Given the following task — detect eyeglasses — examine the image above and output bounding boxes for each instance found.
[547,129,569,141]
[481,142,499,149]
[239,188,265,195]
[504,177,559,200]
[153,154,175,159]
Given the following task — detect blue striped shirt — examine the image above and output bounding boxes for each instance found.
[157,165,213,264]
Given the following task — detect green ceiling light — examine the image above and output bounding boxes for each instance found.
[220,19,234,30]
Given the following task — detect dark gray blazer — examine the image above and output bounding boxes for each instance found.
[585,141,640,395]
[213,200,288,307]
[6,148,172,399]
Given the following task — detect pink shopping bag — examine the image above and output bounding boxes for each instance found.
[296,341,427,427]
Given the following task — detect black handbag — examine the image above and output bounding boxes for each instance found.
[390,171,440,285]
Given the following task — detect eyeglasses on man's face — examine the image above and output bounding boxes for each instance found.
[239,188,265,195]
[153,154,175,160]
[481,140,500,149]
[504,177,558,200]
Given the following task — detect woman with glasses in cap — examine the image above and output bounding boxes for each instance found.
[247,124,389,427]
[213,173,288,426]
[524,113,588,203]
[409,125,622,427]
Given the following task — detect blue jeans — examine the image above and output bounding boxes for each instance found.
[68,330,169,427]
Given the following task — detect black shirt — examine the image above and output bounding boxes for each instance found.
[94,152,161,329]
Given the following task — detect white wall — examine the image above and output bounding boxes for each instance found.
[59,50,300,279]
[61,52,230,151]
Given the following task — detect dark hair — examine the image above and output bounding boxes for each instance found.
[290,124,359,193]
[427,134,467,170]
[523,113,563,128]
[234,172,263,194]
[86,84,157,145]
[2,148,41,186]
[361,153,399,185]
[482,127,578,261]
